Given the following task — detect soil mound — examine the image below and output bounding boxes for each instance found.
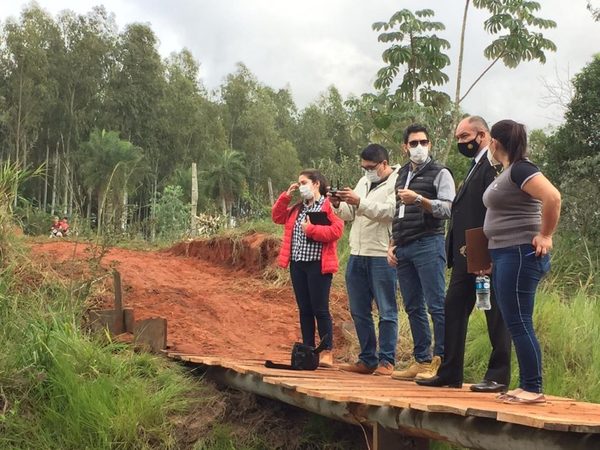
[168,233,281,274]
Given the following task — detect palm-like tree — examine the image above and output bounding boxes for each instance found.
[203,148,246,217]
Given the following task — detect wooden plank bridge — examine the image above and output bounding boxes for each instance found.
[167,352,600,450]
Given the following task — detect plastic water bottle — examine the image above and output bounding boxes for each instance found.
[475,275,491,310]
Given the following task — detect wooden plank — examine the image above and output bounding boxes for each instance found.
[165,355,600,433]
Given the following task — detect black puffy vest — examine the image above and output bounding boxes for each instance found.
[392,160,446,246]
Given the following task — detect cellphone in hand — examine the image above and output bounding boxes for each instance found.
[328,178,342,197]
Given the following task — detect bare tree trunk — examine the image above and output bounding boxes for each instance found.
[60,133,69,216]
[455,0,470,107]
[121,189,128,231]
[22,134,28,168]
[191,162,198,237]
[439,0,471,164]
[150,168,158,241]
[15,72,23,167]
[221,196,227,217]
[50,147,59,216]
[267,177,274,205]
[86,186,92,221]
[97,188,105,236]
[68,171,74,217]
[43,132,49,211]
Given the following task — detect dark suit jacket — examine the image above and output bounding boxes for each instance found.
[446,151,502,273]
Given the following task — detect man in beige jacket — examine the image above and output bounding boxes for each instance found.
[330,144,400,376]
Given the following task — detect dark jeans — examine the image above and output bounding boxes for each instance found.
[395,234,446,362]
[290,261,333,350]
[490,244,551,393]
[437,270,511,385]
[345,255,398,367]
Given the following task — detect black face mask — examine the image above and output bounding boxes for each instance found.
[457,138,480,158]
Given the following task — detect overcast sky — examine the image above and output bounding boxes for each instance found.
[2,0,599,130]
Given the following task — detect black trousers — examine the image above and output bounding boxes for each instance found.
[290,261,333,350]
[437,270,511,385]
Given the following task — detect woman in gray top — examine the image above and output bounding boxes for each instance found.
[482,119,561,404]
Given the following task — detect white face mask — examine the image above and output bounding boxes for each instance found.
[409,145,429,165]
[487,146,501,166]
[364,169,381,183]
[299,184,314,200]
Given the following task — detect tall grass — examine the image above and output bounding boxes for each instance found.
[464,287,600,402]
[0,257,204,449]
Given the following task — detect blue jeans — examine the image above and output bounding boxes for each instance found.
[490,244,550,393]
[395,234,446,362]
[346,255,398,367]
[290,261,333,349]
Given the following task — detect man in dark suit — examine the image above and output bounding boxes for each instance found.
[416,116,511,392]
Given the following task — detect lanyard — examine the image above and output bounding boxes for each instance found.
[397,170,413,219]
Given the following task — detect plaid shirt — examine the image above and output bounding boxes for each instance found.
[291,196,325,262]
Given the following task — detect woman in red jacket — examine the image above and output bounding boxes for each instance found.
[272,169,344,367]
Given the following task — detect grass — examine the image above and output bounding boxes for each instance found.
[12,205,600,449]
[0,251,205,449]
[464,286,600,402]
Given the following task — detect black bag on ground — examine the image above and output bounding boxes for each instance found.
[264,335,329,371]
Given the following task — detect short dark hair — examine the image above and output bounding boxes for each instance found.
[299,168,329,196]
[403,124,430,144]
[360,144,389,163]
[491,119,528,164]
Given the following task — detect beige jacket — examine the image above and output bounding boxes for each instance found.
[333,165,400,257]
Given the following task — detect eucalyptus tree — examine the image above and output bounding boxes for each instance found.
[544,55,600,237]
[236,89,300,192]
[52,7,116,215]
[103,23,166,236]
[295,104,336,166]
[221,63,258,150]
[0,5,60,169]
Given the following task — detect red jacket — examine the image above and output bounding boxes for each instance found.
[272,192,344,274]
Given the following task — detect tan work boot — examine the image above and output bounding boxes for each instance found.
[373,361,394,376]
[339,361,376,374]
[415,356,442,380]
[319,350,334,368]
[391,356,440,381]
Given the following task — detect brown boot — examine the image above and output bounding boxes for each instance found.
[319,350,334,368]
[392,357,439,381]
[373,361,394,376]
[339,361,376,374]
[415,356,442,380]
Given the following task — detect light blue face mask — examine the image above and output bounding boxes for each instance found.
[299,184,314,200]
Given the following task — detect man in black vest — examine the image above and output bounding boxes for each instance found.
[416,116,512,392]
[388,124,455,381]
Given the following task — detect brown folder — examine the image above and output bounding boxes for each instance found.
[465,227,492,273]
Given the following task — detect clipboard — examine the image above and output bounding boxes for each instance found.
[465,227,492,273]
[307,211,331,225]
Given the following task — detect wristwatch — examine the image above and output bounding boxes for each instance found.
[415,194,423,206]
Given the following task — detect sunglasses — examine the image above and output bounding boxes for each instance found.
[408,139,430,148]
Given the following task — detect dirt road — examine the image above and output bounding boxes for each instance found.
[32,237,351,359]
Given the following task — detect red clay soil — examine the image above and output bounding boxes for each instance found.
[31,234,351,360]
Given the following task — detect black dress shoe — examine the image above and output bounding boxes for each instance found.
[470,380,507,393]
[415,375,462,388]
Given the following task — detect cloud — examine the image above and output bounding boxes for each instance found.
[2,0,599,130]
